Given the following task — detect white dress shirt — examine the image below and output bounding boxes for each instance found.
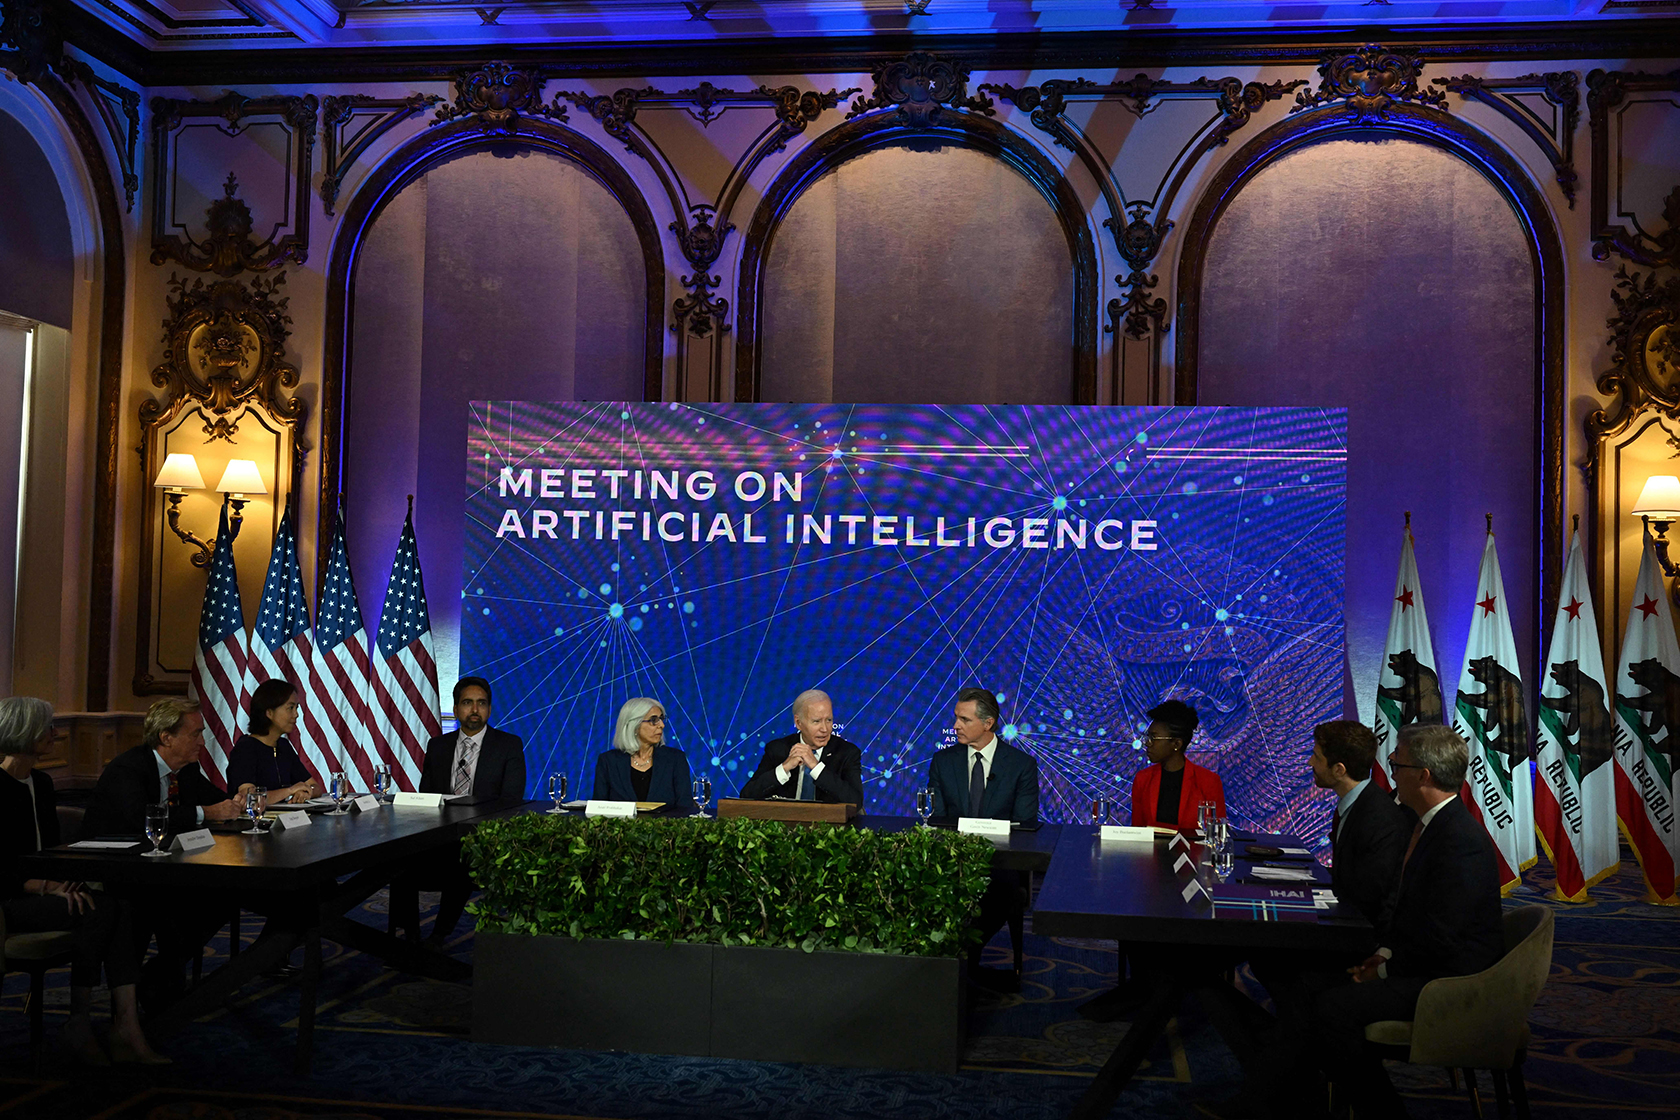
[775,738,827,795]
[1334,777,1370,844]
[452,729,485,793]
[968,735,1000,783]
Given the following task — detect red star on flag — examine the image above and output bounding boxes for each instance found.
[1477,594,1498,616]
[1637,595,1660,619]
[1563,597,1583,621]
[1395,586,1414,611]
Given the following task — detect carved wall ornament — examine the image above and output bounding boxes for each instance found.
[321,93,444,216]
[847,51,994,129]
[1291,46,1449,121]
[142,271,305,446]
[433,61,568,135]
[1585,265,1680,466]
[1110,270,1168,342]
[1587,69,1680,266]
[150,91,318,274]
[1433,72,1579,207]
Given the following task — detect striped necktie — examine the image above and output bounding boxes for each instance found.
[454,737,479,796]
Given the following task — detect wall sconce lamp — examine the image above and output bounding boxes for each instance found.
[153,454,268,568]
[1633,474,1680,586]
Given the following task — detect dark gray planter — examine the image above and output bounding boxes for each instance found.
[472,930,963,1072]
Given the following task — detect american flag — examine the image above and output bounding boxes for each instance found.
[313,510,380,790]
[245,510,336,785]
[189,499,249,784]
[370,505,440,790]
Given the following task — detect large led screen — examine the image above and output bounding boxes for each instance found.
[463,402,1346,834]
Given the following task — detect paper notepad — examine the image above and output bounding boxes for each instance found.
[67,840,139,849]
[1250,866,1317,882]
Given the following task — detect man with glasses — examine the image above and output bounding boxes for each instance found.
[739,689,865,808]
[393,675,527,948]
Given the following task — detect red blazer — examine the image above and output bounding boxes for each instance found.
[1130,759,1225,828]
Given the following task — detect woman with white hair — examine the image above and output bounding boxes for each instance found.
[0,697,167,1063]
[590,697,696,810]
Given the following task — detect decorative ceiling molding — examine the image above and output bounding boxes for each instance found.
[320,91,441,214]
[431,59,566,135]
[150,90,318,273]
[846,50,992,129]
[1290,45,1450,121]
[1587,68,1680,267]
[1433,71,1579,207]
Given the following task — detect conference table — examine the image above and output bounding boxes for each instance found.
[16,797,528,1074]
[1032,825,1375,1119]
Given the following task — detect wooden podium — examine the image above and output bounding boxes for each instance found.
[715,798,857,825]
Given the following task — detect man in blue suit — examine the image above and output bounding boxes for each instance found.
[927,687,1038,990]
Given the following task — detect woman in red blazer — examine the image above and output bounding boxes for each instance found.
[1130,699,1225,828]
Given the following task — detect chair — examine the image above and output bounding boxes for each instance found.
[1364,905,1555,1119]
[0,906,76,1055]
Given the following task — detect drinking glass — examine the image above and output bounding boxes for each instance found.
[1212,816,1234,880]
[915,786,935,827]
[547,772,568,814]
[143,802,170,857]
[1196,800,1216,840]
[373,765,392,803]
[246,786,267,828]
[329,771,350,814]
[1090,797,1112,826]
[692,776,713,818]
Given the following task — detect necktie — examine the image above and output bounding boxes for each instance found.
[796,758,815,801]
[1331,805,1342,846]
[1401,820,1424,870]
[968,753,985,817]
[167,771,180,811]
[454,739,477,796]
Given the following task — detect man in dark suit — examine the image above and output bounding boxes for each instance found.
[393,676,527,947]
[83,698,239,1011]
[926,687,1038,990]
[1311,720,1411,925]
[1200,724,1504,1119]
[738,689,865,807]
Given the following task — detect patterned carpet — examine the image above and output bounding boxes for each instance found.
[2,850,1675,1119]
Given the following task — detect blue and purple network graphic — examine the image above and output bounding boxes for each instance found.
[462,402,1346,833]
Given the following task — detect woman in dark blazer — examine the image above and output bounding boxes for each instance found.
[592,697,696,810]
[225,679,321,805]
[0,697,166,1063]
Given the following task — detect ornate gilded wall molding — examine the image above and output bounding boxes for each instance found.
[1291,46,1449,122]
[846,51,993,129]
[1587,69,1680,266]
[432,61,567,136]
[321,92,443,216]
[556,79,855,399]
[984,73,1302,403]
[150,91,318,275]
[1434,72,1579,208]
[1584,264,1680,470]
[141,270,306,444]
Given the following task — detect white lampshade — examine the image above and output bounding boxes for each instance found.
[1633,475,1680,519]
[153,453,205,490]
[215,459,267,496]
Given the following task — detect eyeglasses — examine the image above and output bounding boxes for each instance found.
[1145,735,1181,744]
[1387,754,1426,772]
[642,714,666,725]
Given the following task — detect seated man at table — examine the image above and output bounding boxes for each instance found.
[1201,724,1505,1119]
[738,689,865,808]
[82,698,239,1011]
[392,675,526,948]
[1312,720,1411,925]
[927,687,1038,990]
[1130,699,1224,829]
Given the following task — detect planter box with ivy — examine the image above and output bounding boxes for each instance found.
[463,814,994,1071]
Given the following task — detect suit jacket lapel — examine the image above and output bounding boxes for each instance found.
[983,745,1009,817]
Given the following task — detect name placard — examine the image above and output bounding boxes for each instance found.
[1099,825,1155,844]
[272,810,312,830]
[1181,878,1211,902]
[956,817,1011,837]
[171,828,215,853]
[584,800,638,818]
[1168,832,1192,852]
[1172,852,1194,873]
[351,795,381,812]
[392,792,445,809]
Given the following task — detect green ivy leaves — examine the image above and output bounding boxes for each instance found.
[460,815,995,957]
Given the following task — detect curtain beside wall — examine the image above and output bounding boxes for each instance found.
[346,148,647,689]
[1197,137,1537,722]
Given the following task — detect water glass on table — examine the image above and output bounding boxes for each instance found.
[1196,800,1216,841]
[1212,816,1234,880]
[1090,797,1112,826]
[246,786,267,829]
[329,771,351,814]
[143,802,169,857]
[546,772,568,814]
[373,765,393,803]
[692,775,713,818]
[915,786,935,827]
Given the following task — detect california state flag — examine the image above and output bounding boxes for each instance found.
[1452,527,1536,894]
[1373,517,1443,790]
[1611,531,1680,905]
[1534,528,1621,900]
